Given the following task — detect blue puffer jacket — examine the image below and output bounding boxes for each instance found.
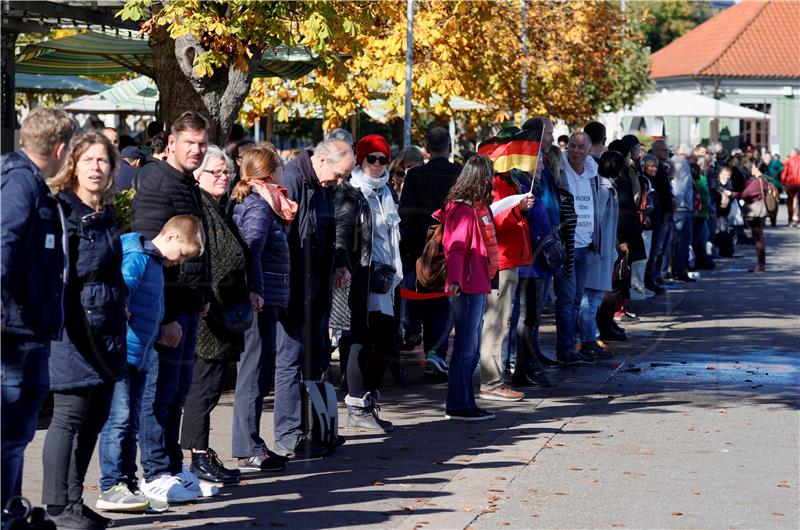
[121,233,165,371]
[1,151,67,339]
[232,192,290,308]
[49,191,127,391]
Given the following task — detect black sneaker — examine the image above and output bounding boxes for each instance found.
[79,501,113,528]
[579,342,599,363]
[512,368,551,387]
[47,502,105,529]
[445,408,495,421]
[189,451,239,486]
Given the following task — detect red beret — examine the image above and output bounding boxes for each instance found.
[355,134,391,166]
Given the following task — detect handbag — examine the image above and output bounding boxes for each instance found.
[534,227,567,270]
[219,298,254,335]
[369,262,396,294]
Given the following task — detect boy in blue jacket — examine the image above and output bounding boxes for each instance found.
[96,215,204,513]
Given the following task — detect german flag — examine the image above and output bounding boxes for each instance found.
[477,129,541,173]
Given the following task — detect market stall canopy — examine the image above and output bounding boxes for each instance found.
[15,73,108,94]
[16,31,327,80]
[62,76,157,114]
[621,90,771,120]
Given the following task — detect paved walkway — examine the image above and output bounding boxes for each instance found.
[22,220,800,529]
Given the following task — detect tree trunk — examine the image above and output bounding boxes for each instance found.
[150,26,263,146]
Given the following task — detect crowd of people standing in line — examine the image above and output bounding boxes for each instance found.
[2,105,799,529]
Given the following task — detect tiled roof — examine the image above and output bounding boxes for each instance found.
[649,0,800,80]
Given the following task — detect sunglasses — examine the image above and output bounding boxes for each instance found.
[365,154,389,165]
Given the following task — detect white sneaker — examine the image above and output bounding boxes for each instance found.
[140,474,198,504]
[177,466,219,498]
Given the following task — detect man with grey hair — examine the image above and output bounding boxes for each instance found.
[325,127,354,148]
[273,137,354,459]
[555,131,602,363]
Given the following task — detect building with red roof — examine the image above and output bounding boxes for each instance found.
[648,0,799,153]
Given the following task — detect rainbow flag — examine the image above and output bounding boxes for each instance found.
[477,129,541,173]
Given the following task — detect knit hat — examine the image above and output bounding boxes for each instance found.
[355,134,391,166]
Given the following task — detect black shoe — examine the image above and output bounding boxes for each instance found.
[673,274,696,282]
[190,451,240,485]
[47,503,105,529]
[533,350,561,367]
[646,283,666,295]
[399,334,422,351]
[445,408,495,421]
[556,350,582,365]
[207,448,241,479]
[512,367,551,387]
[600,326,627,342]
[579,343,599,363]
[79,501,112,528]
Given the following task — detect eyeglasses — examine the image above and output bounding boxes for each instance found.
[204,169,232,178]
[365,154,389,165]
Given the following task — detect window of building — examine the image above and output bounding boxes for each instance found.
[739,103,771,149]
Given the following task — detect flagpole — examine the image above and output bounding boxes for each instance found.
[521,0,528,125]
[404,0,414,148]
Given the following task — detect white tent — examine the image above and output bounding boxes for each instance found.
[621,90,770,120]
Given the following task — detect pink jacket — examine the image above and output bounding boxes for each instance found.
[441,201,493,294]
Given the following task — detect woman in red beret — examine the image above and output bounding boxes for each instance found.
[333,134,401,432]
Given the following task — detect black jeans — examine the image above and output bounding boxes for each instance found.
[348,312,397,398]
[42,384,114,507]
[180,356,228,451]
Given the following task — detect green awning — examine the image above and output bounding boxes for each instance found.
[15,73,109,95]
[16,31,323,80]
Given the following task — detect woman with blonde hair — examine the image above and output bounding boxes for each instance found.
[230,145,295,471]
[43,131,128,528]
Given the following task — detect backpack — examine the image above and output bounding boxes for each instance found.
[416,218,447,291]
[715,230,735,258]
[302,380,340,455]
[762,177,779,215]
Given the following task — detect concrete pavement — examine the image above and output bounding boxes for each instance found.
[21,221,800,529]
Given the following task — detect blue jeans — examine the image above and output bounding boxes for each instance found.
[672,212,694,277]
[1,335,50,507]
[232,307,278,458]
[98,365,147,491]
[578,288,605,342]
[401,272,421,337]
[648,215,673,282]
[139,311,200,480]
[446,293,485,412]
[273,305,331,447]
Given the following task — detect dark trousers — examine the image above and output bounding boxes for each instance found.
[647,215,673,284]
[418,295,453,358]
[671,212,694,277]
[1,336,50,508]
[516,276,549,364]
[42,384,114,507]
[785,185,800,224]
[348,311,397,398]
[180,356,228,451]
[273,305,331,447]
[747,218,766,267]
[232,307,279,459]
[139,311,200,480]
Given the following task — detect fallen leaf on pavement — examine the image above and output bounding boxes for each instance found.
[554,492,568,496]
[463,508,474,512]
[671,512,683,516]
[773,512,784,516]
[401,506,414,511]
[610,524,625,527]
[569,468,583,471]
[777,483,790,488]
[528,488,538,493]
[373,481,384,486]
[494,476,507,480]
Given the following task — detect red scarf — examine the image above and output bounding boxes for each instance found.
[250,181,298,223]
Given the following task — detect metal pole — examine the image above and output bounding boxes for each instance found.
[404,0,414,147]
[520,0,527,125]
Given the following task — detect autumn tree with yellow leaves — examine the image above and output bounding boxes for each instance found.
[244,0,652,136]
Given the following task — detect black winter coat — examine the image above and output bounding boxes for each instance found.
[398,157,462,272]
[609,169,647,263]
[333,182,374,327]
[1,151,67,339]
[282,150,335,320]
[654,162,674,217]
[195,191,250,362]
[49,191,127,391]
[232,192,290,308]
[131,159,210,321]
